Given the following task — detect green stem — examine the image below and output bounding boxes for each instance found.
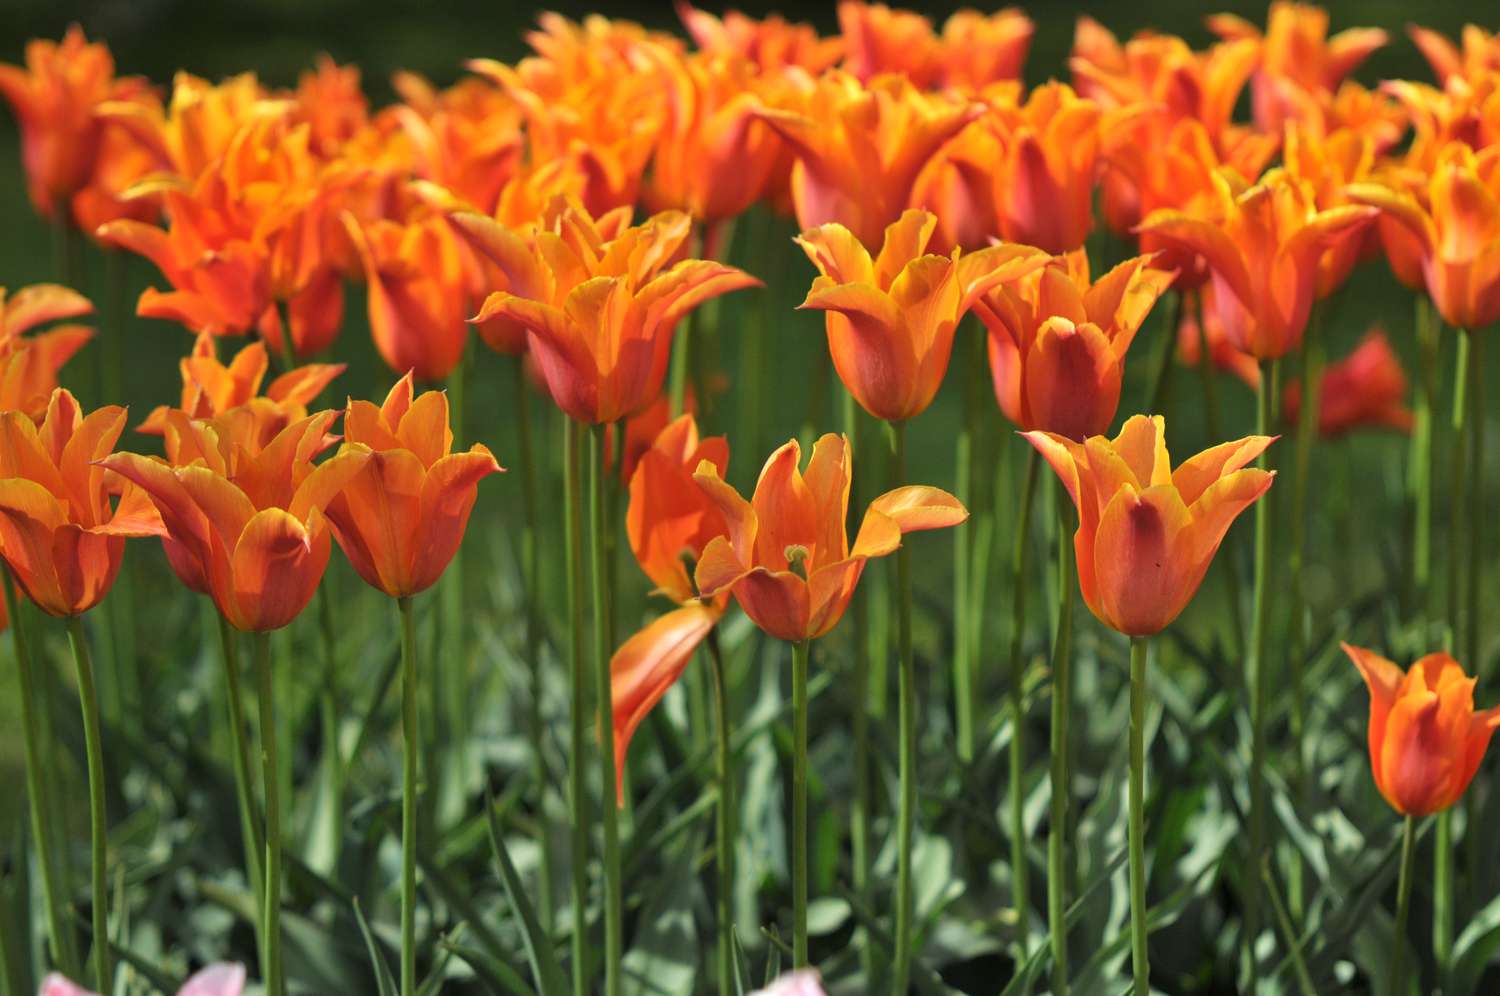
[6,571,77,976]
[1465,329,1483,673]
[439,343,470,824]
[791,637,811,967]
[316,585,343,872]
[1008,447,1041,955]
[252,630,284,996]
[1436,328,1468,970]
[589,425,623,996]
[954,329,979,762]
[563,418,589,996]
[398,595,419,996]
[892,418,917,993]
[1246,356,1279,988]
[514,356,554,929]
[1146,290,1183,416]
[1391,815,1417,996]
[708,630,735,996]
[1409,298,1438,618]
[1128,635,1151,995]
[215,612,265,970]
[1048,488,1076,995]
[66,615,110,993]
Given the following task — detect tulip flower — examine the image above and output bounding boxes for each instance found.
[1137,168,1376,358]
[1409,24,1500,86]
[976,251,1175,441]
[750,971,828,996]
[1176,286,1260,389]
[837,2,945,89]
[323,373,501,598]
[41,964,244,996]
[676,3,844,75]
[1024,414,1274,636]
[940,9,1034,91]
[1283,329,1412,437]
[794,208,1047,421]
[693,433,967,642]
[1347,143,1500,331]
[469,197,760,424]
[1280,124,1382,298]
[0,284,94,420]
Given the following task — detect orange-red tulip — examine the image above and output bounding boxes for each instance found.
[837,1,944,89]
[1408,25,1500,87]
[693,433,966,642]
[468,198,759,424]
[1343,643,1500,816]
[1347,143,1500,331]
[100,409,369,631]
[940,9,1034,91]
[1283,328,1412,437]
[676,3,844,75]
[1024,414,1274,636]
[1281,124,1382,298]
[1137,169,1376,358]
[0,284,94,420]
[323,373,501,598]
[795,209,1046,421]
[0,389,158,617]
[976,251,1175,440]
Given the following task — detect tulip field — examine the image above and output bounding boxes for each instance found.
[4,1,1500,994]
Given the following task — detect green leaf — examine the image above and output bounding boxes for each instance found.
[352,897,400,996]
[1449,886,1500,995]
[486,793,568,996]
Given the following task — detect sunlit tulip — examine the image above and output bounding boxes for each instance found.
[837,2,944,88]
[940,9,1034,91]
[1343,643,1500,816]
[609,389,696,485]
[1381,75,1500,177]
[676,3,844,75]
[1137,168,1376,358]
[1025,414,1274,636]
[0,390,158,617]
[41,964,245,996]
[976,251,1175,440]
[795,209,1046,421]
[1281,124,1381,297]
[323,373,501,598]
[907,119,1003,252]
[139,332,343,434]
[984,82,1104,254]
[1408,24,1500,86]
[0,284,93,420]
[469,198,759,424]
[387,74,524,218]
[100,409,369,631]
[0,26,153,221]
[693,433,966,642]
[1282,328,1412,437]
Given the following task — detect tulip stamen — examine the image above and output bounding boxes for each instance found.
[784,544,811,579]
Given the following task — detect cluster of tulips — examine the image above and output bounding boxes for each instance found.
[3,1,1500,994]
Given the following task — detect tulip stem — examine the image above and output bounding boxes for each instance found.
[954,330,979,762]
[791,636,811,966]
[1048,487,1076,995]
[65,615,111,993]
[1409,297,1438,619]
[252,629,285,996]
[589,425,623,996]
[216,611,265,970]
[6,571,77,977]
[1008,446,1041,956]
[1128,635,1151,995]
[1464,328,1486,917]
[708,629,735,996]
[891,418,919,992]
[1391,815,1417,996]
[563,418,589,996]
[1246,357,1278,988]
[1437,328,1469,969]
[398,594,419,996]
[1146,290,1183,416]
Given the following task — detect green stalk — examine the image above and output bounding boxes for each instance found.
[1464,328,1485,915]
[252,630,285,996]
[708,630,735,996]
[315,585,343,873]
[215,612,265,970]
[439,343,470,825]
[398,595,420,996]
[563,418,589,996]
[1409,298,1438,618]
[1145,291,1183,417]
[954,330,980,762]
[1008,447,1042,956]
[513,356,554,928]
[1128,635,1151,995]
[1436,328,1468,969]
[791,637,811,966]
[891,418,918,993]
[1391,815,1417,996]
[65,615,110,993]
[1048,489,1076,995]
[589,425,623,996]
[1245,357,1279,988]
[6,572,77,976]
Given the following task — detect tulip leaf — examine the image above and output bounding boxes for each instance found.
[1449,887,1500,995]
[440,937,539,996]
[485,793,568,996]
[353,896,400,996]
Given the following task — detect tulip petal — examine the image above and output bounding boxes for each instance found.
[1091,483,1194,635]
[230,507,328,632]
[2,283,92,337]
[794,223,875,287]
[1171,434,1276,505]
[868,485,968,533]
[178,963,247,996]
[410,446,503,594]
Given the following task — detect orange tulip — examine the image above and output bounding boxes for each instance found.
[976,251,1175,440]
[609,388,699,485]
[676,3,844,75]
[1176,286,1261,390]
[1381,76,1500,177]
[387,73,524,218]
[794,209,1046,421]
[1347,143,1500,331]
[1137,168,1376,358]
[0,389,158,617]
[940,9,1034,91]
[100,409,369,631]
[693,433,967,642]
[1024,414,1274,636]
[0,284,94,420]
[468,198,759,424]
[1343,643,1500,816]
[1408,25,1500,87]
[323,373,501,598]
[1280,124,1383,298]
[1283,328,1412,437]
[0,26,153,221]
[138,332,343,435]
[836,1,944,89]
